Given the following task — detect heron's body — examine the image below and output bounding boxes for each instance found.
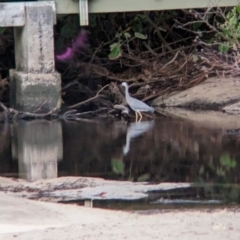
[121,82,154,121]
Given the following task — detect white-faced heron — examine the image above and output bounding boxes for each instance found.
[121,82,154,121]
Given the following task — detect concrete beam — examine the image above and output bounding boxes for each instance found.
[0,1,56,27]
[2,0,238,26]
[89,0,240,13]
[49,0,240,14]
[0,3,25,27]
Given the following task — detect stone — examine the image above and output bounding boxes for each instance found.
[10,70,61,112]
[152,77,240,112]
[222,102,240,114]
[155,107,240,129]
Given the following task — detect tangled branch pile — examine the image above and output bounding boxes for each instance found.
[1,6,240,118]
[58,6,240,105]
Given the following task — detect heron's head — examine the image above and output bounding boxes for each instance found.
[121,82,128,88]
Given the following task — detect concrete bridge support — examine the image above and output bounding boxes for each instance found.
[0,1,61,113]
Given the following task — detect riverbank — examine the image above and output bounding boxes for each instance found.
[1,191,240,240]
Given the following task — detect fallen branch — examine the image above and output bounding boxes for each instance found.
[0,101,58,121]
[68,84,110,109]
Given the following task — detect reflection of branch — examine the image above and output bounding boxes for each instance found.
[68,84,110,109]
[0,101,8,112]
[62,108,108,120]
[0,101,9,121]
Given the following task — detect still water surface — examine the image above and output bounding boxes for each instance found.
[0,117,240,208]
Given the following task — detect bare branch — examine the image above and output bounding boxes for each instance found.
[68,84,110,109]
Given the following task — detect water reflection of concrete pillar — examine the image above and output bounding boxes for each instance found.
[11,120,63,181]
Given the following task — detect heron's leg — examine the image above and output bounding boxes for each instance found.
[135,111,138,122]
[138,111,143,122]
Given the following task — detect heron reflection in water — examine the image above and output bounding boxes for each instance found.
[121,82,154,122]
[123,120,155,155]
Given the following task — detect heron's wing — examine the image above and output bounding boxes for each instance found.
[128,96,154,112]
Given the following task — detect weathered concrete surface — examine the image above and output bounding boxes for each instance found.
[0,3,25,27]
[0,2,56,27]
[8,2,61,112]
[152,77,240,114]
[14,3,55,73]
[10,70,61,112]
[1,192,240,240]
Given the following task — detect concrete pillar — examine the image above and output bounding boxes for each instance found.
[11,120,63,181]
[10,2,61,112]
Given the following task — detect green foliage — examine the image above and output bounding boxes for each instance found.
[55,15,79,51]
[216,166,225,177]
[220,154,236,168]
[131,14,147,33]
[216,6,240,53]
[218,43,230,53]
[111,158,124,175]
[61,22,78,39]
[199,154,237,180]
[108,14,148,60]
[109,42,122,59]
[108,28,148,59]
[192,22,203,31]
[137,173,150,182]
[199,165,204,174]
[0,27,6,35]
[123,32,131,39]
[89,14,97,27]
[229,187,239,202]
[134,32,147,40]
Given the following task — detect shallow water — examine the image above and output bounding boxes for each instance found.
[0,116,240,208]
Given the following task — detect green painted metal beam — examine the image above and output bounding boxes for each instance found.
[53,0,240,14]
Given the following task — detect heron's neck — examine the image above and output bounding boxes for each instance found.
[124,85,130,99]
